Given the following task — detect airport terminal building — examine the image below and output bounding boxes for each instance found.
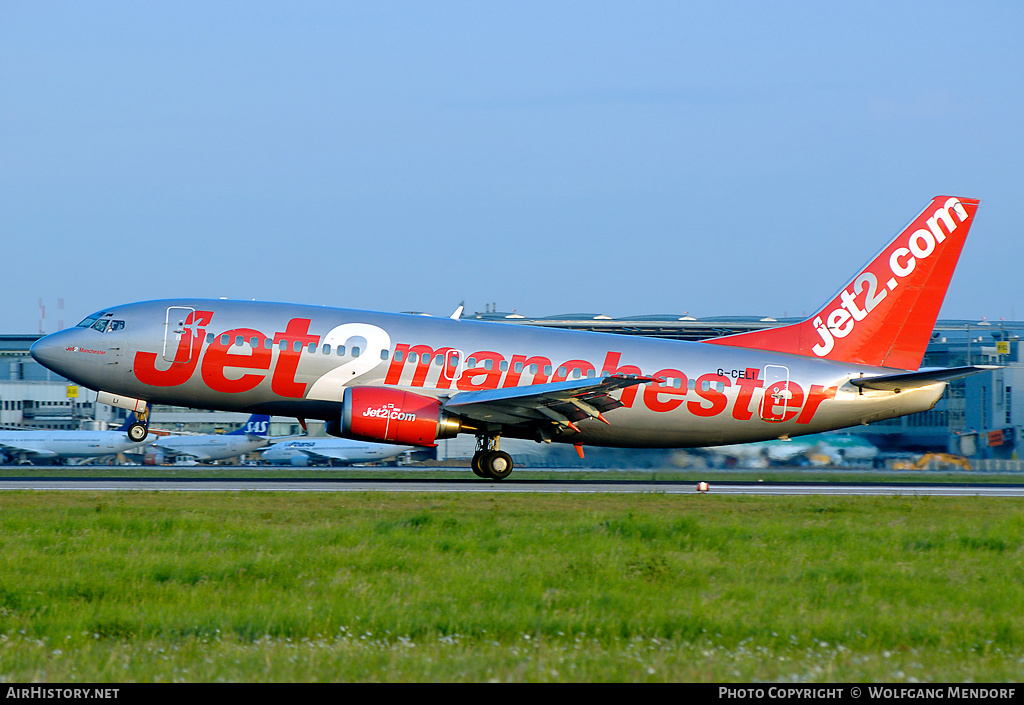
[3,312,1021,463]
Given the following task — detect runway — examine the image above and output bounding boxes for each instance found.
[1,477,1023,497]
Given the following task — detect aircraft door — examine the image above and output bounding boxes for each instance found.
[163,307,197,363]
[443,349,465,384]
[759,364,792,422]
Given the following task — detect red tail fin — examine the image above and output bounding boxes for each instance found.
[709,196,980,370]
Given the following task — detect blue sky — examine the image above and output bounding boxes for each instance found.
[3,1,1022,333]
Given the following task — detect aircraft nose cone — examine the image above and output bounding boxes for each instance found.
[30,331,68,369]
[30,329,87,380]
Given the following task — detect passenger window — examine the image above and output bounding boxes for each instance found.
[380,350,389,360]
[293,341,302,352]
[250,337,260,348]
[279,340,288,351]
[352,347,361,358]
[337,345,346,356]
[544,365,552,376]
[515,362,524,373]
[394,351,404,362]
[236,336,244,347]
[467,357,477,368]
[207,333,214,344]
[407,352,417,363]
[221,334,230,345]
[500,361,508,372]
[322,344,331,355]
[558,366,567,377]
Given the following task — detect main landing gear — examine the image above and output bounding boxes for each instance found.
[471,435,513,480]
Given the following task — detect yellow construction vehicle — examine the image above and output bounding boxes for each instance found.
[892,453,972,471]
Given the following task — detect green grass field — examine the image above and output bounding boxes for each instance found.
[0,491,1022,682]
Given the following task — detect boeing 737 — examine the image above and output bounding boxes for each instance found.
[0,413,154,465]
[30,196,991,479]
[260,438,414,466]
[151,413,272,463]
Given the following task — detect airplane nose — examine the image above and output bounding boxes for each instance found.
[30,329,84,378]
[30,332,67,369]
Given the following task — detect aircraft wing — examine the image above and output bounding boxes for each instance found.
[850,366,997,392]
[150,442,211,462]
[0,442,58,459]
[443,374,655,430]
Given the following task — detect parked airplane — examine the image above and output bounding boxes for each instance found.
[260,437,414,466]
[0,413,154,465]
[703,432,880,468]
[150,413,272,463]
[30,196,992,480]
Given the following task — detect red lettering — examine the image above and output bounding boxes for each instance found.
[552,359,596,383]
[134,310,213,387]
[732,370,764,421]
[457,351,505,391]
[601,352,642,407]
[687,373,730,417]
[502,355,552,387]
[385,343,412,385]
[271,319,319,398]
[200,328,271,393]
[761,381,805,423]
[407,345,438,387]
[643,369,688,412]
[796,385,837,424]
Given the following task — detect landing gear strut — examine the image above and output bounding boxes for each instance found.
[472,435,514,480]
[127,404,151,443]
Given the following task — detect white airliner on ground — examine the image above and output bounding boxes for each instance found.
[260,437,414,466]
[703,432,880,468]
[30,196,994,479]
[150,414,272,463]
[0,414,154,465]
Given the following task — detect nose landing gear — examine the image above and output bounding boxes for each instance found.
[126,404,152,443]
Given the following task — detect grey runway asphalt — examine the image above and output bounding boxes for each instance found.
[1,477,1023,496]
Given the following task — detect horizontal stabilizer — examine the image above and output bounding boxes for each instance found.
[850,366,997,392]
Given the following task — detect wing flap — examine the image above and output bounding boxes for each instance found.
[443,375,655,428]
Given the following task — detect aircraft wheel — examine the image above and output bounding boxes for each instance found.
[481,450,514,480]
[471,451,487,478]
[127,423,148,443]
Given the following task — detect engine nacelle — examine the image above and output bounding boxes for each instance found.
[332,387,463,447]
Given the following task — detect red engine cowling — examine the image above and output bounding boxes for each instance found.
[340,387,462,447]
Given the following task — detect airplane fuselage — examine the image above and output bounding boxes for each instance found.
[31,298,945,449]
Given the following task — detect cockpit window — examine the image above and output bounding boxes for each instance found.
[76,314,102,329]
[75,313,125,333]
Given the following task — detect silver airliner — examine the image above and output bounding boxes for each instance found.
[30,196,991,479]
[0,413,154,465]
[260,438,414,466]
[151,413,272,463]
